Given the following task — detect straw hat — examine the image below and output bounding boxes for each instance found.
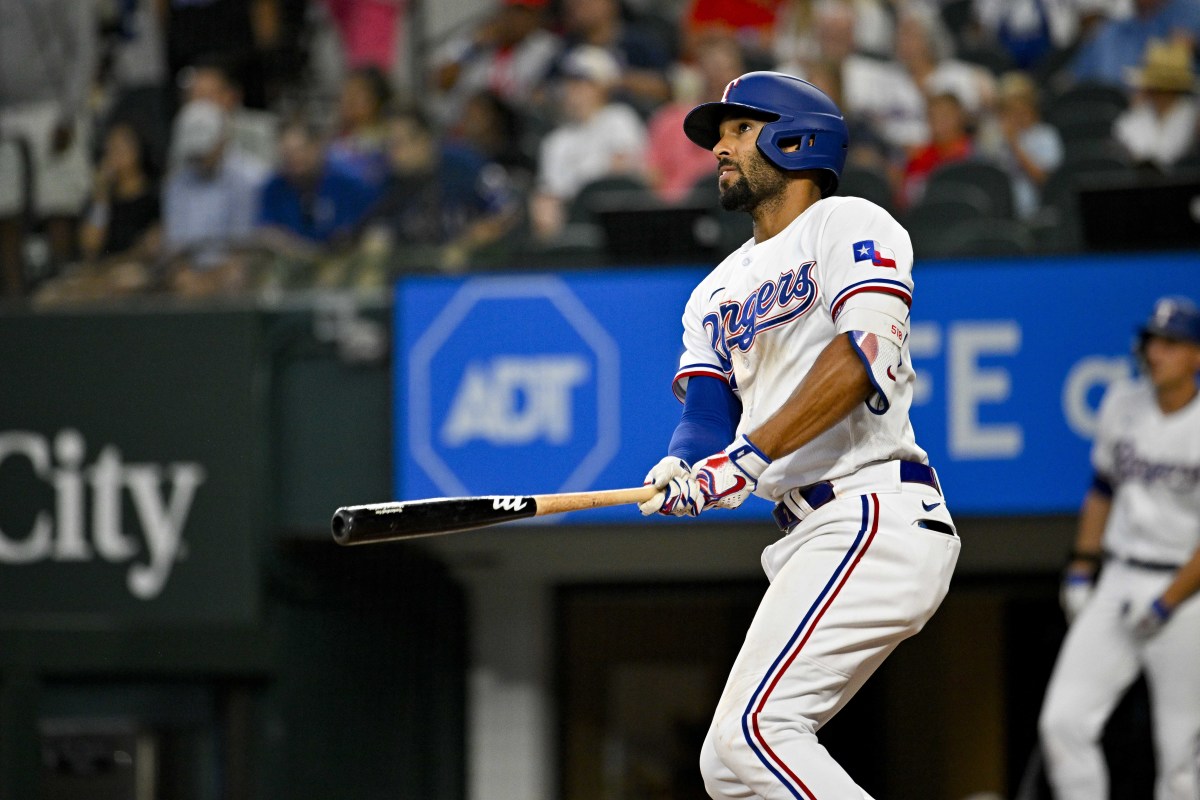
[1125,39,1196,93]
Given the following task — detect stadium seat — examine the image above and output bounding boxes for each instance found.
[567,176,654,225]
[920,218,1036,259]
[1034,149,1134,252]
[1048,81,1129,114]
[1048,104,1122,146]
[918,180,1002,218]
[925,160,1017,219]
[838,164,895,212]
[956,42,1016,76]
[905,194,992,242]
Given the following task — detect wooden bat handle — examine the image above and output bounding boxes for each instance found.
[332,485,663,545]
[534,485,659,516]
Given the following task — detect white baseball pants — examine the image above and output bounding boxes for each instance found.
[1039,561,1200,800]
[699,487,960,799]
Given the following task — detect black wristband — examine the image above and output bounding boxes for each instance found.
[1068,550,1104,565]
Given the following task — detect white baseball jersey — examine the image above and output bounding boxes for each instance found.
[1092,377,1200,565]
[673,195,926,499]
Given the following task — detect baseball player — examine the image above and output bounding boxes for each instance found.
[1039,296,1200,800]
[639,71,960,798]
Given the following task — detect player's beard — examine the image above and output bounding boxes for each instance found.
[719,151,789,213]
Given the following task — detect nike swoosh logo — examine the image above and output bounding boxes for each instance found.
[921,501,942,511]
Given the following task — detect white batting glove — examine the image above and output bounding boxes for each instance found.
[1130,597,1173,639]
[691,434,772,512]
[640,456,698,516]
[1059,573,1095,623]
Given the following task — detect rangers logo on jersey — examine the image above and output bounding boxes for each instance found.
[852,240,896,269]
[703,262,819,374]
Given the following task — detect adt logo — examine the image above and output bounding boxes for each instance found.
[405,277,620,497]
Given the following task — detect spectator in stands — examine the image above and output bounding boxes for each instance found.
[971,0,1078,70]
[164,0,281,109]
[360,106,519,273]
[430,0,562,123]
[180,53,279,168]
[257,120,377,250]
[559,0,673,113]
[529,45,648,241]
[645,35,745,203]
[1070,0,1200,88]
[327,66,394,189]
[896,6,996,133]
[33,122,163,305]
[774,0,894,65]
[785,1,928,155]
[979,72,1064,219]
[1114,38,1199,171]
[322,0,405,71]
[162,100,267,296]
[81,123,162,265]
[0,0,98,297]
[901,90,976,207]
[447,90,537,188]
[680,0,779,66]
[98,0,173,176]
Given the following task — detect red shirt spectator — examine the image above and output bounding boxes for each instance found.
[645,35,745,203]
[901,92,974,208]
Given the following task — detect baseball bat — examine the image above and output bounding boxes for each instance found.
[331,485,660,545]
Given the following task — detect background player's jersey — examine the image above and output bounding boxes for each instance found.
[1092,377,1200,565]
[673,195,926,500]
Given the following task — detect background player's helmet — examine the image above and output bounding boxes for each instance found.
[1138,296,1200,349]
[683,71,849,195]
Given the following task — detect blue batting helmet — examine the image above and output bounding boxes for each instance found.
[683,71,849,194]
[1139,296,1200,346]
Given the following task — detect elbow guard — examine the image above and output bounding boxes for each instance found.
[848,330,902,414]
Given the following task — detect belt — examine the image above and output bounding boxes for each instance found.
[772,461,941,533]
[1105,553,1182,572]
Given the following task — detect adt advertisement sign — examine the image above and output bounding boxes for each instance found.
[403,276,622,497]
[397,253,1198,521]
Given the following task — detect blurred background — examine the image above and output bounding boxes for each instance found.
[0,0,1198,797]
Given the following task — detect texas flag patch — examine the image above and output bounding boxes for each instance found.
[852,240,897,269]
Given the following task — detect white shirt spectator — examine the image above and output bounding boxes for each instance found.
[536,102,647,199]
[1008,123,1064,218]
[841,56,928,150]
[1114,98,1199,171]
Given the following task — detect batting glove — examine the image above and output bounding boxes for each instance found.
[1059,572,1096,623]
[690,434,771,512]
[1131,597,1173,639]
[640,456,700,516]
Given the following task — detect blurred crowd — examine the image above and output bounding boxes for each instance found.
[1,0,1198,304]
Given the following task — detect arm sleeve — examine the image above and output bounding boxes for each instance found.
[667,375,741,465]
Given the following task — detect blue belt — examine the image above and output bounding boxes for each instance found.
[771,461,941,533]
[1105,552,1182,572]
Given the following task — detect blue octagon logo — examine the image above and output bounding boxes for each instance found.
[407,277,620,496]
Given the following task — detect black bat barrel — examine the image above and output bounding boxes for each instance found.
[331,496,539,545]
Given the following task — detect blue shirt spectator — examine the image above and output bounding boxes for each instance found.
[363,107,518,271]
[163,100,266,270]
[258,121,377,244]
[1071,0,1200,87]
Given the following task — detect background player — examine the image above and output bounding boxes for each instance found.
[1039,296,1200,800]
[638,72,960,798]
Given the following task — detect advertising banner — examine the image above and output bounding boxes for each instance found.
[0,310,265,625]
[395,253,1198,520]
